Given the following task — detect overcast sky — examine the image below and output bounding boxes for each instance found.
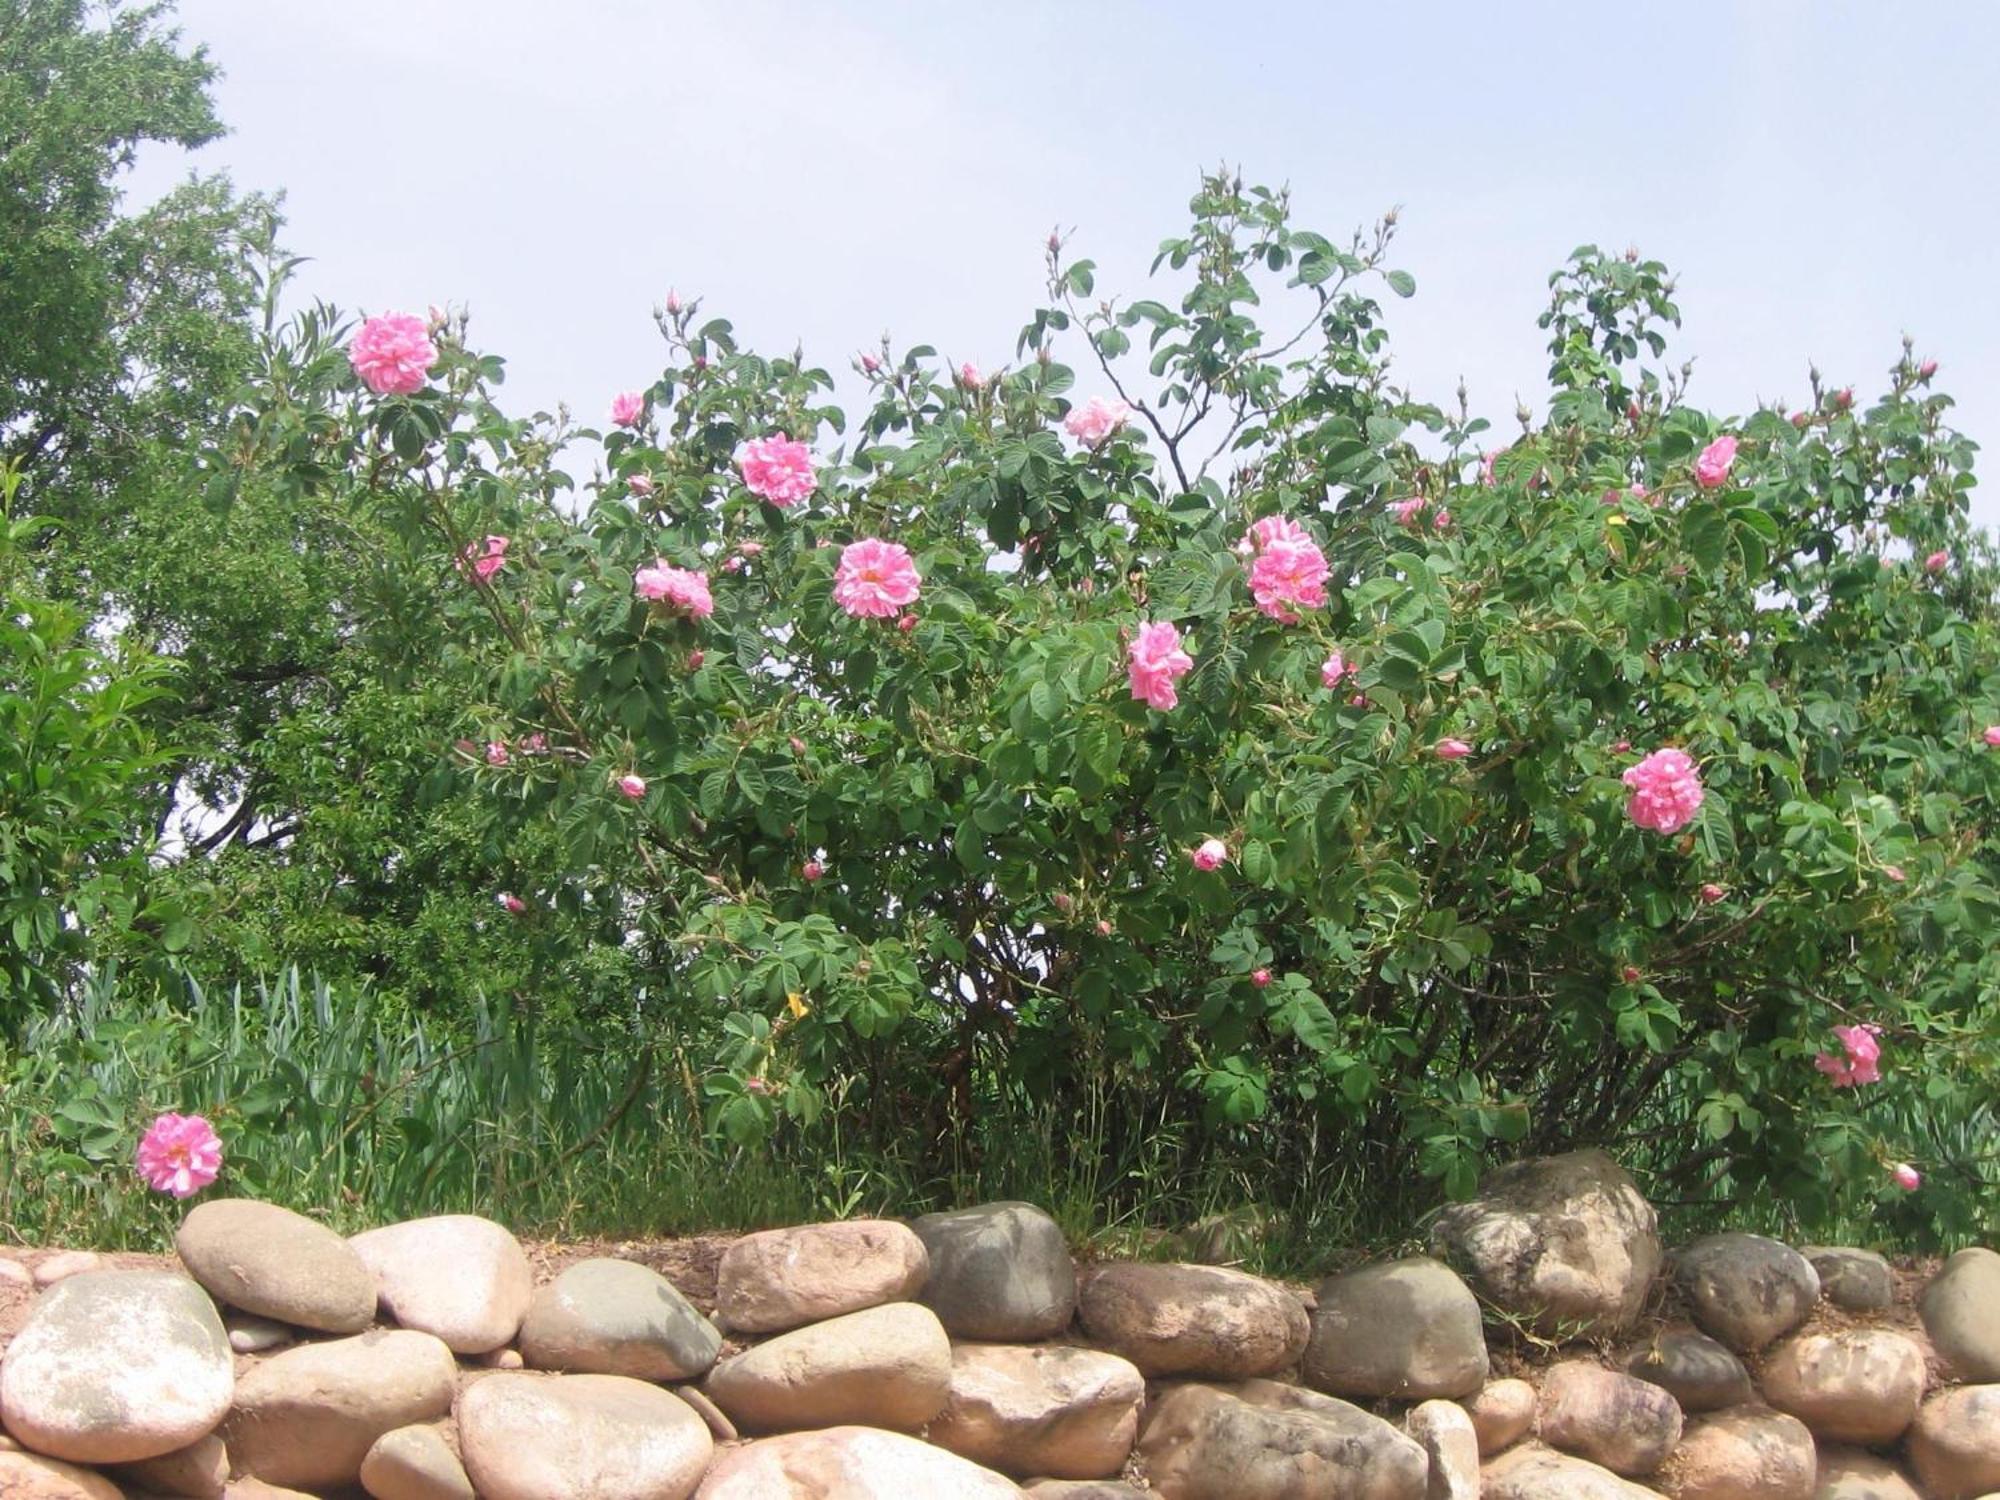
[134,1,1999,530]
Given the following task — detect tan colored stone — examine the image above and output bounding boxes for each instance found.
[177,1199,376,1334]
[1921,1247,2000,1383]
[31,1250,104,1287]
[1302,1257,1489,1400]
[1077,1263,1308,1380]
[349,1214,532,1354]
[714,1219,928,1333]
[927,1343,1143,1480]
[693,1425,1021,1497]
[703,1301,951,1434]
[1662,1406,1814,1500]
[1672,1234,1819,1353]
[1137,1379,1426,1500]
[1907,1385,2000,1500]
[221,1328,456,1491]
[225,1483,319,1500]
[0,1451,125,1500]
[360,1422,474,1500]
[107,1432,229,1497]
[1462,1377,1537,1456]
[457,1373,712,1500]
[0,1257,33,1289]
[1536,1358,1683,1477]
[1482,1443,1665,1499]
[1405,1398,1478,1500]
[1760,1328,1925,1445]
[1813,1445,1922,1500]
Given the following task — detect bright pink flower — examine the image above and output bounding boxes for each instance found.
[736,434,818,507]
[1321,650,1354,690]
[1620,965,1642,984]
[1815,1024,1883,1088]
[1248,535,1329,622]
[802,859,824,882]
[1622,747,1704,834]
[1390,497,1430,529]
[1924,550,1949,574]
[634,561,714,618]
[1245,515,1308,554]
[1190,838,1228,872]
[486,741,510,767]
[1250,968,1272,988]
[627,474,655,498]
[348,313,438,396]
[459,534,509,583]
[1695,435,1738,489]
[136,1113,223,1199]
[1064,397,1132,447]
[1127,621,1194,711]
[610,391,644,427]
[497,891,527,914]
[520,733,548,754]
[959,362,983,388]
[616,774,646,800]
[1891,1162,1922,1191]
[1699,882,1726,904]
[1984,725,2000,747]
[721,556,744,574]
[1434,738,1472,760]
[833,539,922,619]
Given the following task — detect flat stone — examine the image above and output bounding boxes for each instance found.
[1023,1483,1147,1499]
[913,1201,1076,1340]
[1302,1256,1488,1400]
[1462,1377,1537,1455]
[106,1432,229,1497]
[1428,1149,1661,1336]
[1906,1384,2000,1500]
[703,1300,951,1433]
[927,1343,1144,1480]
[360,1422,474,1500]
[0,1257,35,1289]
[0,1269,233,1464]
[714,1219,928,1333]
[221,1328,455,1491]
[177,1199,375,1334]
[32,1250,104,1287]
[518,1257,721,1380]
[1136,1378,1427,1500]
[1661,1406,1814,1500]
[1482,1443,1665,1499]
[1920,1247,2000,1382]
[1760,1328,1925,1444]
[693,1425,1021,1497]
[1813,1446,1923,1500]
[1671,1234,1819,1352]
[1405,1398,1479,1500]
[349,1214,532,1354]
[224,1483,319,1500]
[1623,1328,1752,1412]
[0,1452,125,1499]
[224,1313,296,1354]
[1536,1358,1682,1476]
[1077,1262,1308,1379]
[1801,1247,1894,1312]
[457,1373,712,1500]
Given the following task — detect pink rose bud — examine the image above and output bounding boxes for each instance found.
[896,613,917,633]
[1190,838,1228,872]
[959,362,982,387]
[860,352,882,373]
[722,556,743,573]
[1349,693,1368,708]
[1620,965,1641,983]
[1983,725,2000,747]
[1883,864,1906,884]
[802,859,824,882]
[427,304,448,332]
[498,892,527,915]
[616,774,646,799]
[486,741,510,766]
[1924,550,1948,574]
[1699,882,1726,904]
[692,355,708,371]
[738,541,764,557]
[1891,1162,1921,1191]
[1835,388,1854,410]
[1791,411,1810,430]
[745,1076,770,1095]
[688,650,705,670]
[1919,359,1937,379]
[628,474,654,497]
[789,736,808,755]
[1626,400,1642,422]
[1096,919,1113,936]
[1434,738,1472,760]
[1053,893,1073,913]
[665,288,683,314]
[1251,968,1272,988]
[1614,740,1632,753]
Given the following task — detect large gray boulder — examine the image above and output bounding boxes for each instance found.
[1301,1256,1488,1400]
[1671,1234,1819,1353]
[1920,1246,2000,1382]
[518,1257,721,1380]
[1137,1379,1427,1500]
[913,1201,1076,1340]
[1623,1328,1752,1412]
[1801,1246,1894,1313]
[1427,1150,1660,1335]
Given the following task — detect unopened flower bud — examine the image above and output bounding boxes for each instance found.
[860,351,882,374]
[1835,388,1854,410]
[1791,411,1810,430]
[665,288,683,315]
[1919,359,1938,380]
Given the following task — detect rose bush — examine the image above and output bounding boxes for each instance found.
[207,172,1999,1240]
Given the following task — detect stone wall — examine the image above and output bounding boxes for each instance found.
[0,1150,1996,1498]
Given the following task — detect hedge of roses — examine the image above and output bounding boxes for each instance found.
[213,173,2000,1238]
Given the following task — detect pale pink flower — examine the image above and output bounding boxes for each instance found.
[789,736,808,755]
[802,859,824,882]
[833,539,922,619]
[860,351,882,374]
[1390,497,1430,528]
[497,891,527,914]
[1064,397,1132,447]
[1622,747,1704,834]
[634,561,714,618]
[721,556,744,574]
[610,391,644,427]
[459,534,509,583]
[348,313,438,396]
[136,1113,223,1199]
[616,774,647,800]
[1250,968,1272,988]
[1321,650,1354,690]
[1695,435,1738,489]
[1614,739,1632,753]
[1248,535,1329,622]
[665,288,683,315]
[1096,919,1113,936]
[1924,550,1949,574]
[1814,1023,1883,1088]
[744,1075,771,1095]
[1434,738,1472,760]
[1434,506,1453,532]
[627,474,655,498]
[959,362,983,388]
[1480,451,1498,487]
[1891,1162,1922,1191]
[1190,838,1228,872]
[738,540,764,557]
[486,741,510,767]
[520,733,548,754]
[1984,725,2000,747]
[1245,515,1309,554]
[1699,882,1726,904]
[1127,621,1194,711]
[736,434,819,507]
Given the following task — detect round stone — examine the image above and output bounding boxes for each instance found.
[1536,1358,1683,1476]
[518,1257,721,1381]
[360,1423,474,1500]
[457,1373,712,1500]
[1921,1246,2000,1382]
[1906,1385,2000,1500]
[1302,1256,1489,1399]
[0,1269,233,1464]
[702,1301,951,1434]
[913,1201,1077,1341]
[693,1426,1020,1498]
[1623,1328,1752,1413]
[714,1219,928,1334]
[1463,1377,1538,1456]
[177,1199,376,1334]
[348,1214,532,1354]
[1760,1328,1926,1445]
[925,1342,1144,1480]
[1077,1262,1308,1380]
[1665,1407,1815,1500]
[1671,1234,1819,1352]
[0,1452,124,1499]
[1801,1246,1895,1313]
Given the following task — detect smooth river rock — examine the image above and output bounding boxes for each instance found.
[926,1342,1144,1480]
[518,1257,721,1380]
[1077,1262,1308,1380]
[177,1199,376,1334]
[714,1218,928,1333]
[456,1373,713,1500]
[693,1425,1022,1498]
[1302,1256,1488,1400]
[703,1300,952,1434]
[349,1214,533,1354]
[913,1201,1077,1341]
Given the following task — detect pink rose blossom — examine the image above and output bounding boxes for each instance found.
[1434,738,1472,760]
[1250,968,1272,988]
[1390,497,1430,528]
[1622,747,1704,834]
[634,561,715,618]
[736,434,819,507]
[610,391,644,427]
[1814,1023,1883,1088]
[1434,507,1453,532]
[486,741,510,767]
[497,891,527,914]
[520,733,548,754]
[1891,1162,1922,1191]
[1480,452,1498,487]
[1127,621,1194,711]
[833,539,922,619]
[136,1113,223,1199]
[1248,535,1329,623]
[959,362,983,387]
[1245,515,1309,554]
[738,540,764,557]
[1699,882,1726,904]
[1190,838,1228,872]
[1924,550,1949,574]
[348,313,438,396]
[459,534,509,583]
[1064,397,1133,447]
[1321,650,1354,690]
[1984,726,2000,747]
[802,859,824,882]
[1695,435,1738,489]
[616,774,646,800]
[628,474,655,498]
[721,556,743,574]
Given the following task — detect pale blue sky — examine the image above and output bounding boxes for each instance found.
[136,2,1998,529]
